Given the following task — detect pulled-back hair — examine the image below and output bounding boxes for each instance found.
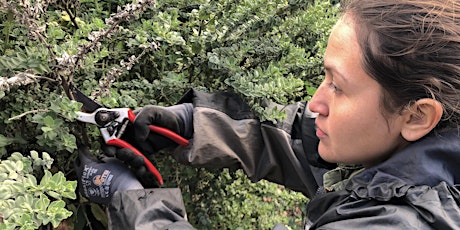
[341,0,460,132]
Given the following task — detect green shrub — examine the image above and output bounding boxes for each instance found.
[0,151,76,229]
[0,0,338,228]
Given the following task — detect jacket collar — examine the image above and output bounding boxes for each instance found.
[347,129,460,200]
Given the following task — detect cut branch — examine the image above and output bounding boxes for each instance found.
[0,72,57,92]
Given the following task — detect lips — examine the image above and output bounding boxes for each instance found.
[315,124,327,138]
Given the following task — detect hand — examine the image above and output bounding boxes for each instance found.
[103,146,161,188]
[124,103,193,155]
[100,103,192,188]
[74,146,143,204]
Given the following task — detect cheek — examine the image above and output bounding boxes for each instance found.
[322,102,394,163]
[333,110,384,147]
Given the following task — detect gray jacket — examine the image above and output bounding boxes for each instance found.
[108,89,460,229]
[307,130,460,229]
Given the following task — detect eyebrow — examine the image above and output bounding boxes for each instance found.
[324,65,348,83]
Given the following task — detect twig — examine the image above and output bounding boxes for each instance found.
[63,1,79,29]
[75,0,157,68]
[0,72,57,92]
[96,41,159,97]
[8,109,49,121]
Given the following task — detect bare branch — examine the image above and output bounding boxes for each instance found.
[96,41,159,97]
[0,72,57,92]
[8,109,49,121]
[75,0,157,66]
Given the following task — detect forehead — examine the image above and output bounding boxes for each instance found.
[324,16,362,70]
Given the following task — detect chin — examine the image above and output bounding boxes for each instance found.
[319,152,359,166]
[318,151,336,164]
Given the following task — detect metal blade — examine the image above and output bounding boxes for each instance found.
[73,88,103,112]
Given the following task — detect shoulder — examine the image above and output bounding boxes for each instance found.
[307,182,460,229]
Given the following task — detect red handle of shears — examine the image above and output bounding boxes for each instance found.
[110,109,189,186]
[107,138,164,185]
[127,110,190,146]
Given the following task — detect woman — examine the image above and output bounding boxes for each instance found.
[75,0,460,229]
[303,0,460,228]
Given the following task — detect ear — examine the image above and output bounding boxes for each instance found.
[400,98,443,141]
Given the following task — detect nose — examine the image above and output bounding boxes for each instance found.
[308,82,329,116]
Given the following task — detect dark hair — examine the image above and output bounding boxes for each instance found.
[341,0,460,132]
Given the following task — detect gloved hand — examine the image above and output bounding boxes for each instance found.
[122,103,194,155]
[103,103,193,187]
[103,147,159,188]
[74,146,144,204]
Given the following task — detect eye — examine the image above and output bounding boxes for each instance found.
[327,81,342,93]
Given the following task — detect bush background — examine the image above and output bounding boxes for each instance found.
[0,0,338,229]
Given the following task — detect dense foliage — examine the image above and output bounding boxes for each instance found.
[0,0,338,229]
[0,152,76,229]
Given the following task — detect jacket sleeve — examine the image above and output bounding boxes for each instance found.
[173,89,333,198]
[108,188,195,230]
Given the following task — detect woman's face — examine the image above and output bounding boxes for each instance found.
[308,16,409,167]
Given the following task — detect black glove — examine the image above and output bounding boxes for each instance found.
[74,146,144,204]
[103,146,160,188]
[123,103,193,155]
[103,103,193,187]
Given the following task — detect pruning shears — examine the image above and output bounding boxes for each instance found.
[73,88,189,186]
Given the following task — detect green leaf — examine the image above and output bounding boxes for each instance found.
[30,150,39,160]
[0,134,13,147]
[49,102,61,114]
[18,194,34,212]
[24,174,38,189]
[47,191,62,200]
[1,160,19,174]
[48,200,73,227]
[51,171,66,185]
[41,126,53,132]
[62,133,77,152]
[41,152,54,169]
[42,115,55,127]
[35,194,51,211]
[46,22,66,40]
[39,170,52,187]
[0,172,8,181]
[61,181,77,199]
[91,203,108,229]
[0,185,13,200]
